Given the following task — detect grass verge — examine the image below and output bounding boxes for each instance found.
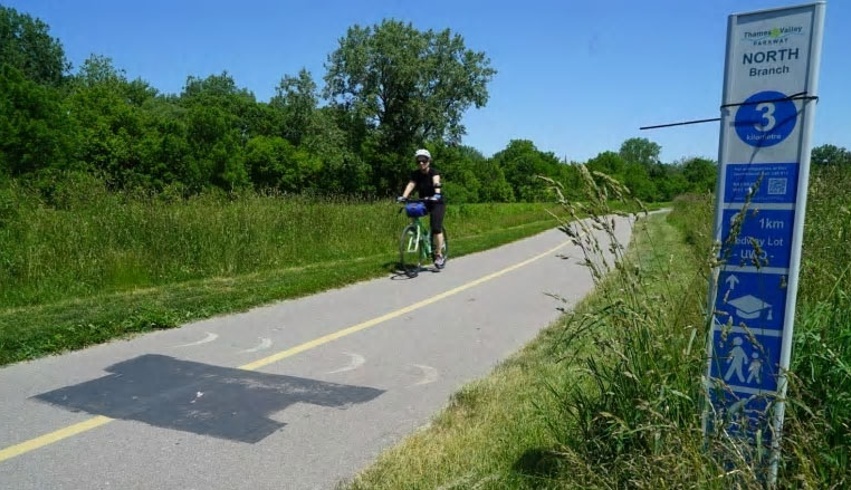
[0,217,564,366]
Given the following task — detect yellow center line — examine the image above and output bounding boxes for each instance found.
[0,415,114,463]
[0,240,568,464]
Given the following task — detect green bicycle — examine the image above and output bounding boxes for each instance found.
[398,198,449,278]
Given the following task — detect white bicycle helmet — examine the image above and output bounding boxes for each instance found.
[414,149,431,160]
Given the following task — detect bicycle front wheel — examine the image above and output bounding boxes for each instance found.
[399,224,422,278]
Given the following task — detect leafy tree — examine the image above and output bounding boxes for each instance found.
[0,64,76,176]
[0,5,70,86]
[622,162,657,201]
[492,139,564,201]
[270,68,318,146]
[322,19,496,189]
[268,68,356,194]
[177,72,259,190]
[655,165,690,201]
[180,71,262,139]
[65,55,160,188]
[681,156,717,193]
[618,137,661,168]
[244,135,312,192]
[135,101,194,190]
[181,71,252,101]
[544,162,582,202]
[811,144,851,166]
[476,159,516,203]
[586,151,627,180]
[181,104,248,190]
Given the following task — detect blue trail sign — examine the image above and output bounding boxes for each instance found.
[703,2,826,484]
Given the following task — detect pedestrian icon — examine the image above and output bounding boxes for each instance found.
[711,331,781,392]
[747,352,763,384]
[727,294,772,321]
[724,337,749,383]
[724,344,764,385]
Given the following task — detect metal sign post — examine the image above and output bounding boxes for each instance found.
[702,1,826,484]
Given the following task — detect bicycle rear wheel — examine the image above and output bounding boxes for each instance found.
[399,224,422,278]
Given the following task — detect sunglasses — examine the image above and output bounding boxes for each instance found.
[416,158,429,164]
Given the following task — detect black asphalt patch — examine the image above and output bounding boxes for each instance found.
[34,354,385,443]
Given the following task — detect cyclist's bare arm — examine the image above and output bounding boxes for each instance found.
[401,181,415,199]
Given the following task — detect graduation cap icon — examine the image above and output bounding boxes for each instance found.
[727,294,773,321]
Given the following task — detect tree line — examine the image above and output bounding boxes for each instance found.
[2,6,846,204]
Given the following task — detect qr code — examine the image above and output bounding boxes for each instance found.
[767,178,787,195]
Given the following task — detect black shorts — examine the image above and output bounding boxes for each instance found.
[425,200,445,234]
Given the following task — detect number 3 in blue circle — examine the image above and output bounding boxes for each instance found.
[734,90,797,148]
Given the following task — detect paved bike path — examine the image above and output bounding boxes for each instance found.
[0,214,637,489]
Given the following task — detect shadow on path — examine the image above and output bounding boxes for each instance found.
[34,354,385,443]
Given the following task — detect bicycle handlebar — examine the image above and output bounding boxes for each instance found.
[396,197,440,203]
[396,196,440,215]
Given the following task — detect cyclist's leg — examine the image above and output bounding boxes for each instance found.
[430,201,446,266]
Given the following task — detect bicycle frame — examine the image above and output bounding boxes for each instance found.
[397,198,446,277]
[402,215,432,259]
[399,200,432,256]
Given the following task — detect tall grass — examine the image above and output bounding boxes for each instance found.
[783,164,851,486]
[531,169,722,488]
[798,164,851,302]
[0,172,571,309]
[542,163,851,488]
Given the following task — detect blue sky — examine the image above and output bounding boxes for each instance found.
[8,0,850,164]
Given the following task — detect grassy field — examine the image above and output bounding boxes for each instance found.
[340,164,851,489]
[0,172,661,366]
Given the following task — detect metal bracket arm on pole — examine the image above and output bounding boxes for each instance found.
[639,92,819,131]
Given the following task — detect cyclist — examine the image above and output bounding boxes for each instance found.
[397,148,446,269]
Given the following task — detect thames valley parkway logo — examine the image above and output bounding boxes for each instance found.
[742,26,805,46]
